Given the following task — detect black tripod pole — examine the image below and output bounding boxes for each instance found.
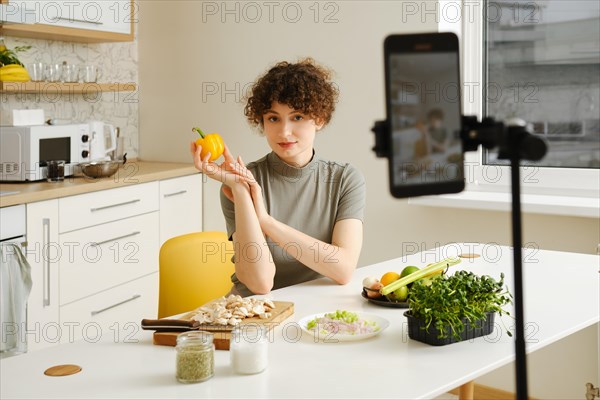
[508,125,530,400]
[375,114,546,400]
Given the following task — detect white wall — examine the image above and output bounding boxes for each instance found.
[138,1,599,397]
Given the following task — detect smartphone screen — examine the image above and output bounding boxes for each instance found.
[384,33,464,198]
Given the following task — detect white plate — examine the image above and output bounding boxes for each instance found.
[298,311,390,342]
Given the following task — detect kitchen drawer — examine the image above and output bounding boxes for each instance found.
[59,272,158,344]
[59,182,159,233]
[159,174,202,245]
[59,212,159,305]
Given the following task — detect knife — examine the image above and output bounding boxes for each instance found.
[141,319,235,332]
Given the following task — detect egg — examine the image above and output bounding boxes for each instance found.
[362,276,379,288]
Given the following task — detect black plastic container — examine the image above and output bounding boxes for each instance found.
[404,310,495,346]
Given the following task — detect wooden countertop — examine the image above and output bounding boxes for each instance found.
[0,160,200,207]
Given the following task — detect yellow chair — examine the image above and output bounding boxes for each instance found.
[158,231,235,319]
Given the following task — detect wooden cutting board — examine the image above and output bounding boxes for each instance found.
[153,301,294,350]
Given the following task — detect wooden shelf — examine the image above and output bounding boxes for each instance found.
[0,81,137,93]
[0,23,134,44]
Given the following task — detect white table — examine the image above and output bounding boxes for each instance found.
[1,244,598,399]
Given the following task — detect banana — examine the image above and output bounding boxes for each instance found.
[0,64,31,82]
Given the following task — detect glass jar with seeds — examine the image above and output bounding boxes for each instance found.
[175,331,214,383]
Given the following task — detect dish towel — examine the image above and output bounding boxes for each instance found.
[0,242,32,355]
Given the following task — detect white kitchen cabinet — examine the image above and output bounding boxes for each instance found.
[159,174,202,245]
[25,199,59,351]
[59,212,159,305]
[20,172,200,353]
[35,0,133,35]
[57,181,161,338]
[58,181,159,233]
[59,272,157,344]
[1,0,134,42]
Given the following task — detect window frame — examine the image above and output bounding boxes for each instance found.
[459,0,599,199]
[410,1,599,217]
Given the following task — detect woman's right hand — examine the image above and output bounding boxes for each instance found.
[190,142,246,189]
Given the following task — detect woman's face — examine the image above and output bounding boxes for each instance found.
[262,102,323,167]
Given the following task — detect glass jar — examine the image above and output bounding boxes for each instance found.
[175,331,214,383]
[230,324,269,375]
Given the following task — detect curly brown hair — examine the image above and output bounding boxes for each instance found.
[244,58,339,130]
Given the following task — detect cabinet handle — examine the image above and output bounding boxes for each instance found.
[90,199,140,212]
[163,190,187,198]
[42,218,50,307]
[93,231,141,247]
[91,294,141,316]
[56,16,104,25]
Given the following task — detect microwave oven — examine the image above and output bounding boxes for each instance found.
[0,124,91,181]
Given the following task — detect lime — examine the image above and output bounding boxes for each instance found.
[388,286,409,302]
[400,265,420,278]
[395,286,409,301]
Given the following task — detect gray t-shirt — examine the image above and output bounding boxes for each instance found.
[220,151,366,297]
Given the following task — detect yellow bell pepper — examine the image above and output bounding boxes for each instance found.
[192,128,225,162]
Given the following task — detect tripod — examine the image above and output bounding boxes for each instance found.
[372,115,548,400]
[462,115,547,400]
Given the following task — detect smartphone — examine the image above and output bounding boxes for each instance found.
[384,32,464,198]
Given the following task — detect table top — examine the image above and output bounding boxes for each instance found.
[1,244,599,399]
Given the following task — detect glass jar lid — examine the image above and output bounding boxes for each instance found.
[176,331,214,347]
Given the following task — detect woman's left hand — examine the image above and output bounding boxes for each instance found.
[226,157,271,226]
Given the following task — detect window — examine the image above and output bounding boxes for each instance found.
[410,1,599,216]
[484,0,600,170]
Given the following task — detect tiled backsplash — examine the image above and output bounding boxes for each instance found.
[1,35,139,158]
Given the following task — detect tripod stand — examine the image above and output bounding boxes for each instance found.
[462,115,547,400]
[372,115,548,400]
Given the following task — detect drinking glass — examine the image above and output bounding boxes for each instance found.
[81,65,100,83]
[44,64,62,82]
[27,62,45,82]
[61,64,79,83]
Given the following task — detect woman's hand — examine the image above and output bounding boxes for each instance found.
[190,142,246,189]
[226,156,271,227]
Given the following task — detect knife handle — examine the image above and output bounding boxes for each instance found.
[141,318,200,331]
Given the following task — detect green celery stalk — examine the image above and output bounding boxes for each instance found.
[379,257,462,295]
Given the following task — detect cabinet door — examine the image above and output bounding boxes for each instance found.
[94,0,134,35]
[20,0,133,35]
[59,272,158,344]
[25,199,60,352]
[1,0,134,42]
[159,174,202,246]
[59,212,159,305]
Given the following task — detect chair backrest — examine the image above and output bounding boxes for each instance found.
[158,231,235,319]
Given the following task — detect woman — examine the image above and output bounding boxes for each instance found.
[191,58,366,296]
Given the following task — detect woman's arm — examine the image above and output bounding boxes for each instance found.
[239,173,362,285]
[261,217,363,285]
[191,144,276,294]
[229,185,276,295]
